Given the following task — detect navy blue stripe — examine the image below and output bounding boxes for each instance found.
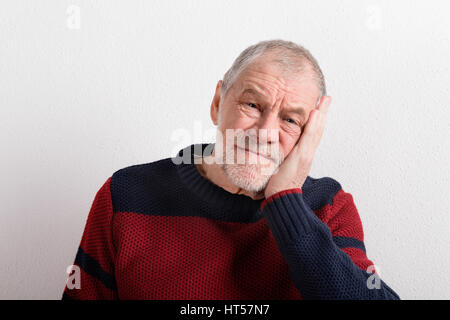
[74,246,117,291]
[299,176,342,211]
[332,236,366,253]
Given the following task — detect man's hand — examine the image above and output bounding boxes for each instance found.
[264,96,332,199]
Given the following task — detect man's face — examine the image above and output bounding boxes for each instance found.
[212,54,321,193]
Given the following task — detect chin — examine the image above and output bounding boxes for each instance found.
[221,163,273,194]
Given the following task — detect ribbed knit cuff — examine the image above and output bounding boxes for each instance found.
[261,188,323,247]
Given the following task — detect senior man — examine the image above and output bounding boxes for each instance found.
[62,39,400,300]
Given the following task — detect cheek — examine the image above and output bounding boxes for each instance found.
[219,108,257,131]
[278,117,303,136]
[279,134,300,157]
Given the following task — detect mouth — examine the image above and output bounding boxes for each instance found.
[235,145,271,161]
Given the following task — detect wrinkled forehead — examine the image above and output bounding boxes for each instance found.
[233,58,320,106]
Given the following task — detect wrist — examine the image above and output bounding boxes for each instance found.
[262,187,303,211]
[260,187,324,247]
[264,187,302,200]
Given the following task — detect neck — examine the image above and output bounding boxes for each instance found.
[196,149,266,201]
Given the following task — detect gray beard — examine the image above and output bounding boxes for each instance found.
[218,162,277,194]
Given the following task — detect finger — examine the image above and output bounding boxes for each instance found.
[307,96,330,133]
[291,110,320,159]
[318,96,332,115]
[291,96,330,153]
[299,96,330,143]
[316,96,331,132]
[306,108,322,132]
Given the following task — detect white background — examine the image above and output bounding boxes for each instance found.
[1,0,449,299]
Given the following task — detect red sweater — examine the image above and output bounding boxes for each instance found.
[62,143,399,299]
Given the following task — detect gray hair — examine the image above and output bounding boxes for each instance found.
[221,39,327,103]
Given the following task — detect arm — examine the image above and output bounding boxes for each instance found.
[62,177,118,299]
[261,187,400,300]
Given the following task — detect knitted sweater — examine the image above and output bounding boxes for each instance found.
[62,143,400,300]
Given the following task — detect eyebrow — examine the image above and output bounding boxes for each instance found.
[284,106,307,121]
[240,87,308,121]
[241,88,268,99]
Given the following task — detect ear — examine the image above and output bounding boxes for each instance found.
[210,80,223,126]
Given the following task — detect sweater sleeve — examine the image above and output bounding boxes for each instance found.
[260,187,400,300]
[62,177,118,300]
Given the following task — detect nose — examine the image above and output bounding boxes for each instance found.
[255,111,280,145]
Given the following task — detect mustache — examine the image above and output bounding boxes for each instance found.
[231,132,284,164]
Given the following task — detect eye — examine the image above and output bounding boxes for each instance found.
[246,103,258,109]
[285,118,297,124]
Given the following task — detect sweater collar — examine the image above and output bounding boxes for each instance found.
[173,143,265,222]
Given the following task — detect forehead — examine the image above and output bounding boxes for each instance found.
[232,57,320,106]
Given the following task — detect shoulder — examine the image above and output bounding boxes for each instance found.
[304,175,363,233]
[111,157,174,183]
[302,175,346,211]
[109,157,177,213]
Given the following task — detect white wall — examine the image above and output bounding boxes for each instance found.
[1,0,449,299]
